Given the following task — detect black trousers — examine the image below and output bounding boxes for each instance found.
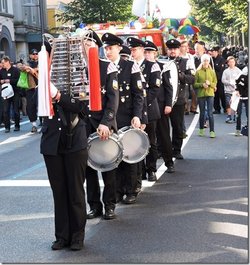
[86,166,117,211]
[0,96,4,124]
[26,88,38,123]
[44,149,87,243]
[214,80,226,112]
[157,108,174,167]
[145,120,158,173]
[116,161,138,197]
[170,103,185,154]
[3,92,20,129]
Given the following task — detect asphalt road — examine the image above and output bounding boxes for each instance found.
[0,110,248,264]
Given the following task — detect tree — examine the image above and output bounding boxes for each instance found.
[57,0,135,25]
[188,0,248,46]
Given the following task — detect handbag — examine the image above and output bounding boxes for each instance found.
[1,83,14,99]
[17,71,29,89]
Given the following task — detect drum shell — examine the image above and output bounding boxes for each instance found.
[118,126,150,164]
[87,132,123,172]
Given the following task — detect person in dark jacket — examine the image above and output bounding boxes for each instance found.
[211,46,226,114]
[127,37,161,183]
[40,43,88,251]
[101,33,144,205]
[0,56,20,133]
[82,30,120,220]
[144,40,175,174]
[234,63,248,136]
[166,39,195,159]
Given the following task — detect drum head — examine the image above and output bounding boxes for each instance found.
[119,128,150,164]
[87,133,123,172]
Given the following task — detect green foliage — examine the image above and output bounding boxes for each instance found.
[57,0,134,24]
[188,0,248,44]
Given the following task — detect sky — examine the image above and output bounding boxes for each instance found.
[132,0,191,19]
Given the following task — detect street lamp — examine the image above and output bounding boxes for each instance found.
[23,0,44,42]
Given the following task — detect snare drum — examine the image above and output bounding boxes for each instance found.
[87,132,123,172]
[118,126,150,164]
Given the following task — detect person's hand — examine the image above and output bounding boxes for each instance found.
[140,124,146,131]
[205,80,210,86]
[164,106,172,115]
[203,83,208,89]
[97,124,111,140]
[131,116,141,129]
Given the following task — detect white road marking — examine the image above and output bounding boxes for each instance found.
[0,112,199,187]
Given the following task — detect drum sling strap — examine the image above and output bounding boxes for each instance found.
[56,105,79,149]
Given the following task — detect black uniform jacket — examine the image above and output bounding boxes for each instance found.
[116,58,144,129]
[212,55,226,81]
[157,61,173,113]
[88,59,119,132]
[40,94,88,156]
[0,66,20,92]
[174,57,195,105]
[140,59,161,122]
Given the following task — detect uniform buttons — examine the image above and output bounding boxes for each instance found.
[59,128,62,130]
[58,118,61,121]
[88,114,91,117]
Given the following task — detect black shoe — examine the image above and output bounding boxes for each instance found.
[14,126,20,131]
[173,153,184,160]
[141,173,147,180]
[116,195,124,203]
[190,110,199,114]
[147,171,157,182]
[166,165,175,173]
[87,209,103,219]
[213,110,221,114]
[123,195,136,204]
[135,187,141,196]
[5,128,10,133]
[70,240,84,251]
[51,239,69,250]
[31,126,37,133]
[103,209,116,220]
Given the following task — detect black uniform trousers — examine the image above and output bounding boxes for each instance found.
[170,103,185,154]
[86,167,116,211]
[116,161,138,198]
[157,106,174,167]
[3,92,20,129]
[44,149,87,243]
[145,120,158,173]
[214,80,226,113]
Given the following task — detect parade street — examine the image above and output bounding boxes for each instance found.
[0,112,248,264]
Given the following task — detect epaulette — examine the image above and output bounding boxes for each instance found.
[151,62,161,73]
[131,62,141,74]
[107,62,118,74]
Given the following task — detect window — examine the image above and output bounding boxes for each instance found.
[1,0,8,13]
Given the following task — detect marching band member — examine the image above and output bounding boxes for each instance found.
[40,43,88,251]
[144,40,175,174]
[166,39,195,160]
[83,30,120,220]
[127,37,161,184]
[100,33,144,204]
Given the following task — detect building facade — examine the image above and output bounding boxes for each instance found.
[13,0,47,63]
[0,0,16,61]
